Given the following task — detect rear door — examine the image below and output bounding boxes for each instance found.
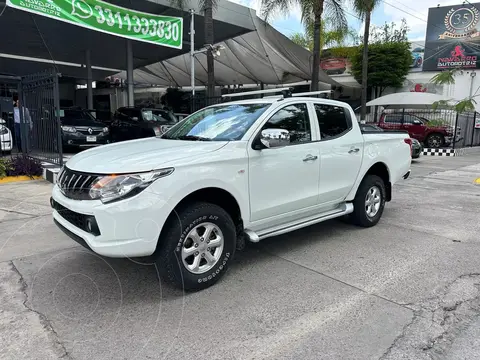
[313,102,363,205]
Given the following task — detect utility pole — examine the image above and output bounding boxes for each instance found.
[190,9,195,97]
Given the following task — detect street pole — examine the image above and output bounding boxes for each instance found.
[190,9,195,97]
[126,40,134,106]
[85,49,93,110]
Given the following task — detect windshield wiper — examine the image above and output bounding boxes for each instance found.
[177,135,212,141]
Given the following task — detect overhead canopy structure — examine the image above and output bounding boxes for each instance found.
[366,92,455,109]
[0,0,255,78]
[117,8,341,87]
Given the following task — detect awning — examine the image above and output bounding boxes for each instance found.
[117,9,342,87]
[366,92,455,109]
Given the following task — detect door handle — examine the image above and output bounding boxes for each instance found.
[303,154,318,162]
[348,148,360,154]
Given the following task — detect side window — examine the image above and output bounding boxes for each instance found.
[262,104,311,145]
[314,103,350,139]
[384,114,402,124]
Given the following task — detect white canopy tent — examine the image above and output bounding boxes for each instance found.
[366,92,456,109]
[117,9,342,87]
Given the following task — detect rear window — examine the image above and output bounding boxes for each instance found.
[142,109,177,124]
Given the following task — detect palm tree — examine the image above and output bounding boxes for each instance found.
[353,0,382,122]
[290,17,357,54]
[170,0,217,102]
[261,0,347,91]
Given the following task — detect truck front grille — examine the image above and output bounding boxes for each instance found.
[57,167,99,200]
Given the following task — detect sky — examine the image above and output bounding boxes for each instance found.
[227,0,473,43]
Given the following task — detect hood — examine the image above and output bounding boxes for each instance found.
[66,138,228,174]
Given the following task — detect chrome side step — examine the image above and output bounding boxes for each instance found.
[244,203,354,243]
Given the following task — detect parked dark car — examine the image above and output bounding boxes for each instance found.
[411,138,422,159]
[60,108,110,150]
[110,107,178,142]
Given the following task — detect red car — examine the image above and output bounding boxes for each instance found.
[378,113,454,148]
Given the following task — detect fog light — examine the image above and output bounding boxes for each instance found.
[85,216,100,236]
[68,140,73,145]
[50,197,55,208]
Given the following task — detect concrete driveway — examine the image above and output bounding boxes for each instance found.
[1,154,480,360]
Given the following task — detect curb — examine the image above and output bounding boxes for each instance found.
[422,146,480,157]
[0,175,43,184]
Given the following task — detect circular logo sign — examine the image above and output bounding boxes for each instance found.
[445,6,480,33]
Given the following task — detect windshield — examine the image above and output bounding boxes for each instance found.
[142,109,178,124]
[162,103,270,141]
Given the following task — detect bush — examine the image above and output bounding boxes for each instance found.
[0,158,13,178]
[4,156,43,178]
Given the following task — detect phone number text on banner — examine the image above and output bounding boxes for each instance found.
[6,0,183,49]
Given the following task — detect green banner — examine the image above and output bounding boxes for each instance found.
[7,0,183,49]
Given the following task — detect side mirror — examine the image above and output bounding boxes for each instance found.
[131,116,139,121]
[259,128,290,148]
[413,120,422,125]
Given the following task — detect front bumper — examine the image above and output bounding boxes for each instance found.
[62,132,110,147]
[51,184,171,258]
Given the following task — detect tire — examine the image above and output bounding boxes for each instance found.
[351,175,386,228]
[425,133,445,148]
[157,202,236,291]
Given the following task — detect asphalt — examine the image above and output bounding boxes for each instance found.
[1,154,480,360]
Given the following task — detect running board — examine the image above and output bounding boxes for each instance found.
[244,203,354,243]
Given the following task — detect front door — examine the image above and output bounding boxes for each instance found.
[248,103,320,222]
[402,114,426,141]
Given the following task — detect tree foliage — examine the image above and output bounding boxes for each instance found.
[366,19,409,44]
[350,41,411,95]
[430,69,477,113]
[289,17,358,54]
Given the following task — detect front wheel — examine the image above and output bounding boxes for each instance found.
[157,202,236,291]
[351,175,386,228]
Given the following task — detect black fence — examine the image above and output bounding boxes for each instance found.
[359,109,480,149]
[20,69,63,166]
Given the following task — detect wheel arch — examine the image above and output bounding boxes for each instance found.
[348,162,392,202]
[155,187,244,253]
[364,162,391,201]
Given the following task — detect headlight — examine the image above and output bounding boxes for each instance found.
[102,127,109,133]
[0,125,8,135]
[62,126,76,133]
[89,168,174,203]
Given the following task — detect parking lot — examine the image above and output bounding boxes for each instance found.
[1,154,480,360]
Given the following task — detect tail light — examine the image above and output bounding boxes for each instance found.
[404,138,413,156]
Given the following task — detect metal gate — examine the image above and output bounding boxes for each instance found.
[19,69,63,166]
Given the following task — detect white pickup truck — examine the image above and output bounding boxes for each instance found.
[51,93,412,291]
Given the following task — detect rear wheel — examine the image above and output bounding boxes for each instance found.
[425,133,444,148]
[351,175,386,227]
[157,202,236,291]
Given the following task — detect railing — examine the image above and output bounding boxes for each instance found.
[20,69,63,166]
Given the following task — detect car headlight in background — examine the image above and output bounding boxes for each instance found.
[0,125,8,135]
[61,126,77,133]
[89,168,174,203]
[153,127,161,136]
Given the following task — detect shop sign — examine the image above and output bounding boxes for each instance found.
[6,0,183,49]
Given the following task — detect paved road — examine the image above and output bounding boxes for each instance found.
[1,154,480,360]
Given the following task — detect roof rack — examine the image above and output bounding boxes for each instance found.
[221,87,293,99]
[291,90,333,97]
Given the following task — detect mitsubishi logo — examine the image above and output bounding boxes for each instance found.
[88,128,93,134]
